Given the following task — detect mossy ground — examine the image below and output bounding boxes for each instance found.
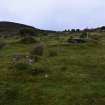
[0,32,105,105]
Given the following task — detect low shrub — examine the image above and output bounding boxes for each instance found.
[30,63,49,76]
[80,32,88,39]
[0,41,6,49]
[31,43,44,56]
[48,49,58,57]
[67,36,73,43]
[30,68,45,76]
[61,66,67,71]
[20,37,37,44]
[14,62,31,70]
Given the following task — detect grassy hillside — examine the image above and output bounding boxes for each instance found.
[0,23,105,105]
[0,21,56,36]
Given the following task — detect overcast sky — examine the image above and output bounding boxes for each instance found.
[0,0,105,30]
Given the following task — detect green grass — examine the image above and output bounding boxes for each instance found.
[0,32,105,105]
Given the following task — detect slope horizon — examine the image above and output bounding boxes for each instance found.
[0,21,105,31]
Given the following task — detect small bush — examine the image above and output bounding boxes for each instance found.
[31,43,44,56]
[48,49,58,57]
[3,35,8,39]
[19,28,37,44]
[19,28,35,38]
[20,37,37,44]
[14,62,31,70]
[30,68,45,76]
[15,36,20,39]
[61,66,67,71]
[80,32,88,39]
[30,64,46,76]
[0,41,6,49]
[29,62,50,76]
[67,36,73,43]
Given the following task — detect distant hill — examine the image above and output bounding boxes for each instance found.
[0,21,104,37]
[0,21,56,36]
